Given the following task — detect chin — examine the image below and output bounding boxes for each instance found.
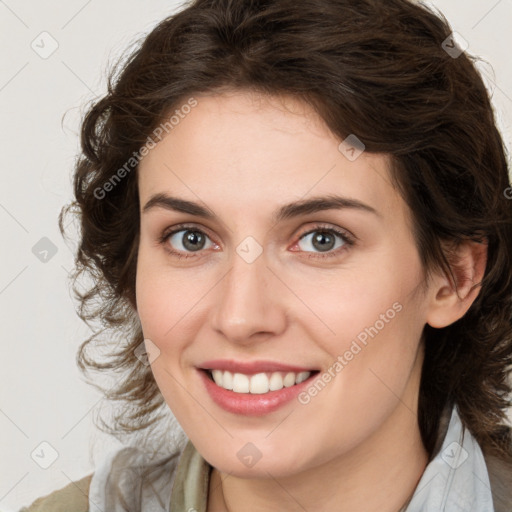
[202,443,314,479]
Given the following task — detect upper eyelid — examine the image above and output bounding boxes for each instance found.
[162,223,217,243]
[298,224,354,241]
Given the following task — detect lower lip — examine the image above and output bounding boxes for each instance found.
[198,369,317,416]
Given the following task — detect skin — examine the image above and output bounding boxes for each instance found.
[135,90,487,512]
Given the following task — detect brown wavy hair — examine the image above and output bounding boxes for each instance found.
[61,0,512,465]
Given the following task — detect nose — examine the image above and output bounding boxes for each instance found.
[210,250,287,345]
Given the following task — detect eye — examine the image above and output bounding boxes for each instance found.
[292,225,354,259]
[159,225,217,258]
[158,223,355,260]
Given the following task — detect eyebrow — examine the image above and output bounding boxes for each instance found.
[142,193,380,222]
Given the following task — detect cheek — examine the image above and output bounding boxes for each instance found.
[135,247,203,344]
[135,253,201,420]
[288,260,420,355]
[291,246,425,411]
[135,259,168,341]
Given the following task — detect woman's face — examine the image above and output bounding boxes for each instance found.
[136,91,432,477]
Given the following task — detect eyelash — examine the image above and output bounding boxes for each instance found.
[158,223,356,260]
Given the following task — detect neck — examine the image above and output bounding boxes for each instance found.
[208,398,428,512]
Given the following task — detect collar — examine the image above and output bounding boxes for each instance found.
[169,440,211,512]
[403,405,494,511]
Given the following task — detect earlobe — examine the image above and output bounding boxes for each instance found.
[426,239,488,329]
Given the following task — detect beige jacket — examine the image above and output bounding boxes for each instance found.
[20,474,92,512]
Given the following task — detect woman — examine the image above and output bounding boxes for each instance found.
[22,0,512,510]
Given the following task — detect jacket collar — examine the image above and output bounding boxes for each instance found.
[170,439,210,512]
[402,405,495,511]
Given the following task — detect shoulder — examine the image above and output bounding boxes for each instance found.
[19,473,93,512]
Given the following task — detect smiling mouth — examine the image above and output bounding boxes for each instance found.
[203,369,320,394]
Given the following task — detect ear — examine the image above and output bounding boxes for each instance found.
[425,239,488,328]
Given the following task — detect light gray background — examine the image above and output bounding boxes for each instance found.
[1,1,511,510]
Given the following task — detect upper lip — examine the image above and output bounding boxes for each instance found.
[199,359,318,374]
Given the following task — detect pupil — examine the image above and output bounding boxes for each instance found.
[313,232,334,252]
[183,231,205,251]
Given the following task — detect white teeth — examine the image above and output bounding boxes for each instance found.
[269,372,283,391]
[250,373,269,394]
[296,371,310,384]
[212,369,223,387]
[232,373,250,393]
[223,370,233,390]
[283,372,296,387]
[209,370,312,394]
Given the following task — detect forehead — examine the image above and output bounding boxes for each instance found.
[137,91,404,224]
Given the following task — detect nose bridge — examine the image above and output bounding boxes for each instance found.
[211,246,286,342]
